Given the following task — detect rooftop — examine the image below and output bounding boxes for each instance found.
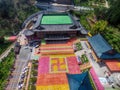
[31,11,87,34]
[40,14,73,25]
[67,71,93,90]
[88,34,120,59]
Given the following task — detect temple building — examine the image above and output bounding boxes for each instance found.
[23,11,87,44]
[88,34,120,60]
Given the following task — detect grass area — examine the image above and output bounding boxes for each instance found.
[81,54,89,63]
[28,60,38,90]
[75,42,82,50]
[0,42,12,55]
[0,49,15,90]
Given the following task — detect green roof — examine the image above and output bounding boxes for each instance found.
[41,14,73,25]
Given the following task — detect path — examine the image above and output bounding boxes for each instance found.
[105,0,109,8]
[73,6,94,11]
[25,62,32,90]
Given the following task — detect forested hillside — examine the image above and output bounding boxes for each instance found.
[0,0,39,36]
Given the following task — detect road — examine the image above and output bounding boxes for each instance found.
[5,46,32,90]
[0,43,14,61]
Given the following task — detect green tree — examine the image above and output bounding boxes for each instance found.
[94,7,107,19]
[0,0,39,36]
[107,0,120,25]
[0,0,16,18]
[91,20,107,34]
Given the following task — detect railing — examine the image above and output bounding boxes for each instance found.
[22,11,44,29]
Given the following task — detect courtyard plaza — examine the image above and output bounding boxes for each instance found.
[35,39,83,90]
[31,38,120,90]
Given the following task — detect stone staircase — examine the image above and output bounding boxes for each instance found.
[40,43,74,55]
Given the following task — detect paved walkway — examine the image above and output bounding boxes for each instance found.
[105,0,109,8]
[25,62,32,90]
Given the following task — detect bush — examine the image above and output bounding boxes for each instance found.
[32,70,37,76]
[0,42,12,55]
[103,26,120,53]
[81,54,89,63]
[32,64,38,69]
[28,85,36,90]
[28,60,38,89]
[75,42,82,50]
[30,77,37,84]
[32,60,38,64]
[0,49,15,89]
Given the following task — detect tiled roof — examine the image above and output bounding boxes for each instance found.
[67,72,93,90]
[88,34,120,59]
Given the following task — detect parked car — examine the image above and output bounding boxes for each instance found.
[21,74,25,79]
[18,83,23,89]
[18,81,23,85]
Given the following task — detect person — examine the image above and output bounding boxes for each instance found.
[111,82,115,88]
[107,71,111,76]
[104,71,109,78]
[30,49,32,52]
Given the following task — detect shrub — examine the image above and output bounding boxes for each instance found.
[0,42,12,55]
[81,54,89,63]
[75,42,82,50]
[0,49,15,89]
[30,77,37,84]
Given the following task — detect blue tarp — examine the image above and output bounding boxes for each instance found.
[67,72,93,90]
[88,34,120,59]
